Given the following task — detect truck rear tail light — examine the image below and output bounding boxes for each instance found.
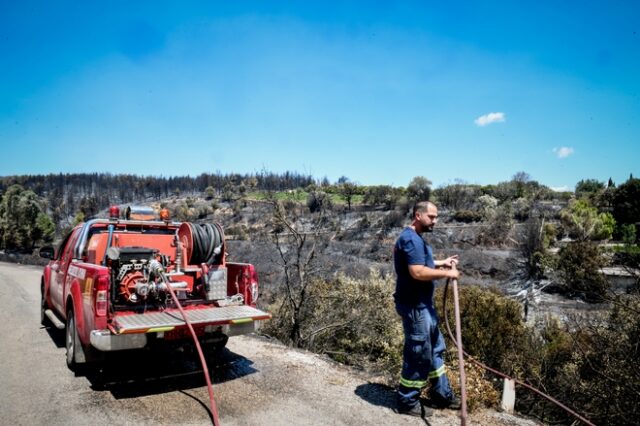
[95,275,109,317]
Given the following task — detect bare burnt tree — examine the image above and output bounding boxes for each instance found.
[521,217,546,280]
[268,197,335,346]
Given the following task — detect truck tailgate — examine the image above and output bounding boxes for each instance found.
[111,305,271,334]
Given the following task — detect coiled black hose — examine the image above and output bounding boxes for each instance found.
[187,223,224,265]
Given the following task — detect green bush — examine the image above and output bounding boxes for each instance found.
[560,199,616,241]
[0,184,52,251]
[612,177,640,225]
[616,223,637,244]
[593,212,615,240]
[436,286,531,376]
[575,178,605,197]
[224,224,248,240]
[521,218,550,280]
[513,197,531,221]
[453,209,483,223]
[172,203,197,222]
[362,185,402,208]
[476,204,513,246]
[263,270,403,374]
[542,223,557,247]
[204,186,215,200]
[530,296,640,425]
[436,285,640,424]
[556,242,608,301]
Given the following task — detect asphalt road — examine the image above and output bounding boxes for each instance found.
[0,261,539,426]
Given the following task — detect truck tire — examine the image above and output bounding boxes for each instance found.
[40,284,49,326]
[65,308,85,372]
[205,332,229,358]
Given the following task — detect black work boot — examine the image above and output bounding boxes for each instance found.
[442,395,461,410]
[424,393,461,410]
[396,402,433,417]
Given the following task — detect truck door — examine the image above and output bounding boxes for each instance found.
[50,229,80,315]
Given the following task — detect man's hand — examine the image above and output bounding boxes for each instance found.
[436,255,459,268]
[446,267,460,280]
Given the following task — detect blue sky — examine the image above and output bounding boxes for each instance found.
[1,1,638,190]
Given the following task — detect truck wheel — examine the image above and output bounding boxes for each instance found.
[205,332,229,358]
[40,285,49,326]
[66,309,85,372]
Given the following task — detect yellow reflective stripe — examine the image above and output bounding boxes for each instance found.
[399,377,427,388]
[231,318,253,324]
[147,326,175,333]
[428,365,446,379]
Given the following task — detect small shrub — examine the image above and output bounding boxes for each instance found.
[593,212,615,240]
[556,241,608,301]
[476,205,513,246]
[453,209,483,223]
[442,351,500,411]
[173,203,197,222]
[357,214,370,230]
[513,197,531,221]
[281,199,298,212]
[380,210,406,230]
[221,187,235,202]
[307,191,332,213]
[529,296,640,425]
[542,223,557,247]
[436,285,529,376]
[204,186,215,200]
[521,218,546,279]
[477,194,498,220]
[263,270,404,375]
[225,224,248,240]
[560,199,616,241]
[616,223,637,244]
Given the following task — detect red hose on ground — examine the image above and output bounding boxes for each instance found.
[443,279,595,426]
[162,273,221,426]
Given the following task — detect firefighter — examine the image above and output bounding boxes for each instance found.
[393,201,461,417]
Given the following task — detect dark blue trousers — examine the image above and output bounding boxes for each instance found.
[396,303,454,409]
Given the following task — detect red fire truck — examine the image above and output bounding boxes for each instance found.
[39,205,270,371]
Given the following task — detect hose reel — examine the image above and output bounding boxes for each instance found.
[177,222,225,266]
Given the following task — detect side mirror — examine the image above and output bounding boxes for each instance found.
[39,246,55,259]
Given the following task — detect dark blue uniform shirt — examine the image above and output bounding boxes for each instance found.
[393,227,436,308]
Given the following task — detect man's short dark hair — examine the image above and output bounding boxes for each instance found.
[413,201,435,218]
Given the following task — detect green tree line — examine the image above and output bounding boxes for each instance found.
[0,185,54,251]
